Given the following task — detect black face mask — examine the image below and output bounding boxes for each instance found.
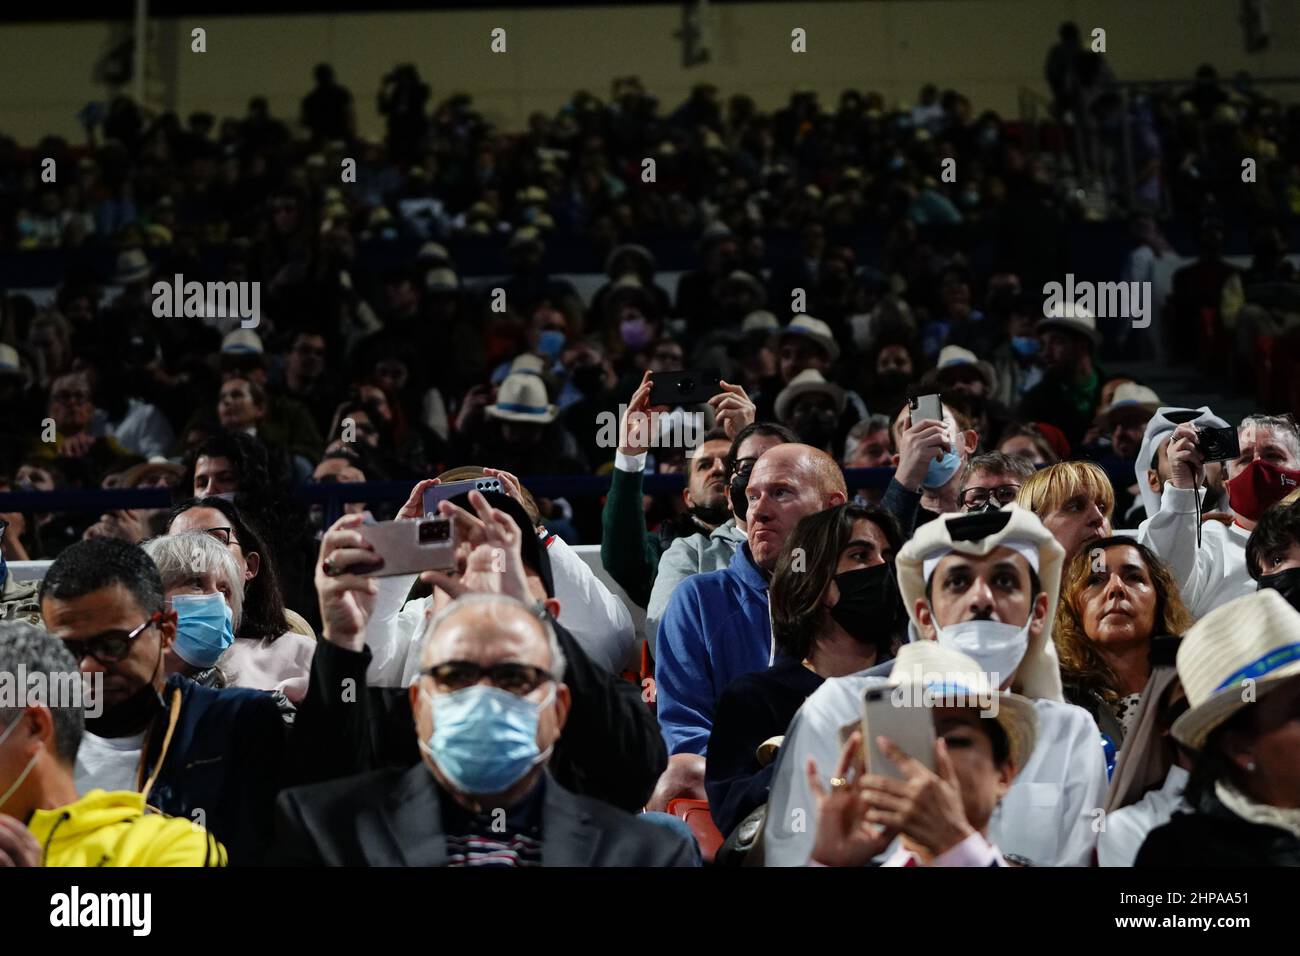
[729,473,750,523]
[690,502,731,528]
[86,674,166,739]
[794,409,838,450]
[827,563,903,654]
[875,370,911,393]
[1258,567,1300,613]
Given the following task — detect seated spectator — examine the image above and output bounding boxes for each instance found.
[956,451,1035,514]
[707,503,904,838]
[1137,590,1300,866]
[143,532,241,686]
[843,413,894,505]
[651,443,848,808]
[1139,413,1300,618]
[0,621,227,866]
[311,488,667,813]
[83,458,183,545]
[1017,460,1113,560]
[165,496,318,695]
[1084,382,1162,522]
[1017,303,1105,450]
[27,371,139,480]
[311,449,369,521]
[1132,406,1230,525]
[600,371,743,608]
[997,422,1060,468]
[324,397,408,478]
[643,422,793,649]
[1247,492,1300,612]
[38,538,290,863]
[774,369,846,457]
[806,641,1039,867]
[1054,537,1192,755]
[885,399,980,528]
[765,507,1108,866]
[273,592,695,867]
[466,370,587,476]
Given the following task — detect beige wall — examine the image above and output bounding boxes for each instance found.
[2,1,1298,145]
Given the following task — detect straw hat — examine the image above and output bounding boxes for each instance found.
[896,505,1067,702]
[886,640,1038,774]
[933,345,996,393]
[773,368,846,422]
[486,371,557,424]
[1037,300,1100,346]
[1172,589,1300,750]
[1098,382,1162,426]
[779,314,840,362]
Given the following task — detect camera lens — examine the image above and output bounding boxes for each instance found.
[677,378,694,393]
[418,519,449,544]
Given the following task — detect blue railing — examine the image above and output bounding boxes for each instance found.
[0,467,900,530]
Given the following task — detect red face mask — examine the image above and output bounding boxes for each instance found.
[1227,459,1300,522]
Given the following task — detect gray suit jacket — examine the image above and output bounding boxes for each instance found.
[273,764,697,867]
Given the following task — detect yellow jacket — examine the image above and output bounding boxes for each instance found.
[27,790,227,867]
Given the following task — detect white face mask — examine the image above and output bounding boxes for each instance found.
[932,617,1031,689]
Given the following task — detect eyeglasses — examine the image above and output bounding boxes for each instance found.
[203,527,239,546]
[732,456,759,480]
[422,660,555,697]
[61,613,163,665]
[959,484,1021,510]
[51,391,91,405]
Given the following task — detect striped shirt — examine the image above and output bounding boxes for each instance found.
[441,778,546,867]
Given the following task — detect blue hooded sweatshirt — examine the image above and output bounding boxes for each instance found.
[654,542,774,756]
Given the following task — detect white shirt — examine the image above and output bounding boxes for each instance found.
[1097,765,1190,867]
[763,672,1109,867]
[75,730,146,795]
[362,538,636,685]
[1137,483,1254,618]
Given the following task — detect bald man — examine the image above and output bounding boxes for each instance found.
[648,443,847,810]
[274,593,696,866]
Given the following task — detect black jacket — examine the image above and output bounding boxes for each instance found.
[290,617,667,813]
[705,655,824,838]
[1136,790,1300,866]
[272,764,696,866]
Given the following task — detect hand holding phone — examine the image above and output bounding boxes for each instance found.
[860,684,937,780]
[353,516,457,577]
[649,368,722,407]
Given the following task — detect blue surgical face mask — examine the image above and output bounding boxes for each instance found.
[420,684,555,795]
[537,329,566,361]
[171,592,235,668]
[1010,336,1040,358]
[923,448,963,489]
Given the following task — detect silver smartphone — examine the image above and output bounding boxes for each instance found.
[860,684,937,780]
[354,515,457,577]
[909,393,943,425]
[422,477,504,517]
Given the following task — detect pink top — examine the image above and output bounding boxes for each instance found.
[220,633,316,703]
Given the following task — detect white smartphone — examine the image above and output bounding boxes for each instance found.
[909,393,943,426]
[354,516,457,577]
[860,684,937,780]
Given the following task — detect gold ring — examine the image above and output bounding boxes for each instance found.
[829,776,849,790]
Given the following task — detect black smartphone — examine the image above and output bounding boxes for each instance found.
[1197,425,1241,462]
[649,369,722,407]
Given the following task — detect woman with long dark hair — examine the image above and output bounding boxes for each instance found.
[705,502,906,840]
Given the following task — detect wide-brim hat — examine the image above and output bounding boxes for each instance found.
[1036,300,1100,346]
[932,344,996,393]
[120,457,185,488]
[604,243,656,277]
[779,314,840,362]
[896,505,1066,701]
[1098,382,1162,426]
[886,640,1038,776]
[716,270,768,306]
[774,368,846,422]
[114,249,151,284]
[486,371,557,424]
[0,343,26,380]
[1172,589,1300,750]
[605,274,654,314]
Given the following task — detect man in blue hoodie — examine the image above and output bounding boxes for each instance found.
[649,443,846,809]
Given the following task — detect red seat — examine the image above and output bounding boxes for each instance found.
[665,798,725,863]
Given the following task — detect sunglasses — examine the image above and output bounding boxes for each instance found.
[422,660,554,697]
[61,612,163,665]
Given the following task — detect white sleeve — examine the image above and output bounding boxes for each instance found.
[362,574,426,687]
[1097,804,1149,868]
[1055,706,1110,867]
[1136,482,1220,616]
[546,535,636,674]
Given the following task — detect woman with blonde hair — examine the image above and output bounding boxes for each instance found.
[1016,460,1114,560]
[1053,536,1191,749]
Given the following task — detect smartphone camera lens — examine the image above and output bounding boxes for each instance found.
[418,519,449,543]
[677,377,694,394]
